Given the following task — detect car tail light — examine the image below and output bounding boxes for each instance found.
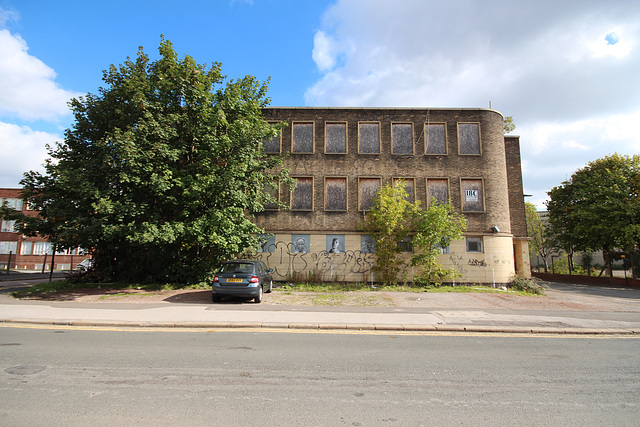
[213,275,219,283]
[250,276,259,283]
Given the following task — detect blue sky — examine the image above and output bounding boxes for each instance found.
[1,0,639,209]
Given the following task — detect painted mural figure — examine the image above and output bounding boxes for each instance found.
[293,236,308,253]
[329,238,341,253]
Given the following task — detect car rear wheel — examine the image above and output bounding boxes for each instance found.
[254,285,263,303]
[212,294,222,303]
[266,280,273,293]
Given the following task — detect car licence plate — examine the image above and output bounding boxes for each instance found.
[226,278,243,283]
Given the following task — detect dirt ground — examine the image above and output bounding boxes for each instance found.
[14,284,640,312]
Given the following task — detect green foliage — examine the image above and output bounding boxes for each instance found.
[503,116,516,134]
[547,154,640,276]
[17,37,291,284]
[525,202,553,272]
[360,181,466,285]
[360,181,416,284]
[509,275,547,295]
[411,201,466,285]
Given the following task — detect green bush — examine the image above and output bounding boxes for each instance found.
[509,275,548,295]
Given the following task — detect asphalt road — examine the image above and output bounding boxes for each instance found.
[1,326,638,426]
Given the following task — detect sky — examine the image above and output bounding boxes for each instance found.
[1,0,639,209]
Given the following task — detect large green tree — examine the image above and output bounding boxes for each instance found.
[525,202,553,272]
[17,37,290,283]
[546,154,640,276]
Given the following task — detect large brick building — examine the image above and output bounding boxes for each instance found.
[253,107,530,284]
[0,188,90,272]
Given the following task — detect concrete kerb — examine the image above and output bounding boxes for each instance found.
[1,318,638,335]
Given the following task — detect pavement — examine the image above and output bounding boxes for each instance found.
[1,273,640,335]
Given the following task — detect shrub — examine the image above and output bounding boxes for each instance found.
[509,275,548,295]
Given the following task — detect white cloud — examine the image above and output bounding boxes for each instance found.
[312,31,337,72]
[306,0,640,209]
[0,29,81,121]
[0,122,57,187]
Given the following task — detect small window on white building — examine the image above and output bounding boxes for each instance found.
[466,237,483,253]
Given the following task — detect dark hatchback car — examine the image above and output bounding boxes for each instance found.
[211,260,274,303]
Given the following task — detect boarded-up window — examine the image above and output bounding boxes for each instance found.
[325,122,347,154]
[292,122,314,153]
[392,123,413,155]
[359,178,381,211]
[427,178,449,205]
[458,123,481,155]
[263,125,281,153]
[292,177,313,210]
[461,179,484,212]
[325,177,347,211]
[425,123,447,155]
[262,181,279,210]
[358,122,380,154]
[393,178,415,204]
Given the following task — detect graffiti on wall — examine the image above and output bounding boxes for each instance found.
[246,239,376,281]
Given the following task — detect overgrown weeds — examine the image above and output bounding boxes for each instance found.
[508,275,548,295]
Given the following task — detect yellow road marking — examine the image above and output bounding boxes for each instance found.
[0,322,637,338]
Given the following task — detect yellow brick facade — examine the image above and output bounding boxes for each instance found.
[252,107,530,285]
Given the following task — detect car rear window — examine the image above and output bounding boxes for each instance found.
[220,263,255,274]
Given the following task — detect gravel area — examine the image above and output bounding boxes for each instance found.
[14,283,640,312]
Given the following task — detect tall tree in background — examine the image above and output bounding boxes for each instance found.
[18,37,290,283]
[503,116,516,134]
[525,202,552,272]
[546,154,640,277]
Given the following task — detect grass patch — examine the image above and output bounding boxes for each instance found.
[278,282,536,295]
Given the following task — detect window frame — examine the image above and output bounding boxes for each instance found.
[466,236,483,253]
[291,121,315,154]
[358,121,381,154]
[391,122,414,155]
[262,180,280,211]
[460,177,485,213]
[424,122,448,155]
[457,122,482,156]
[426,177,450,207]
[324,121,348,154]
[290,176,314,211]
[358,176,382,212]
[392,177,416,204]
[263,122,282,154]
[324,176,348,212]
